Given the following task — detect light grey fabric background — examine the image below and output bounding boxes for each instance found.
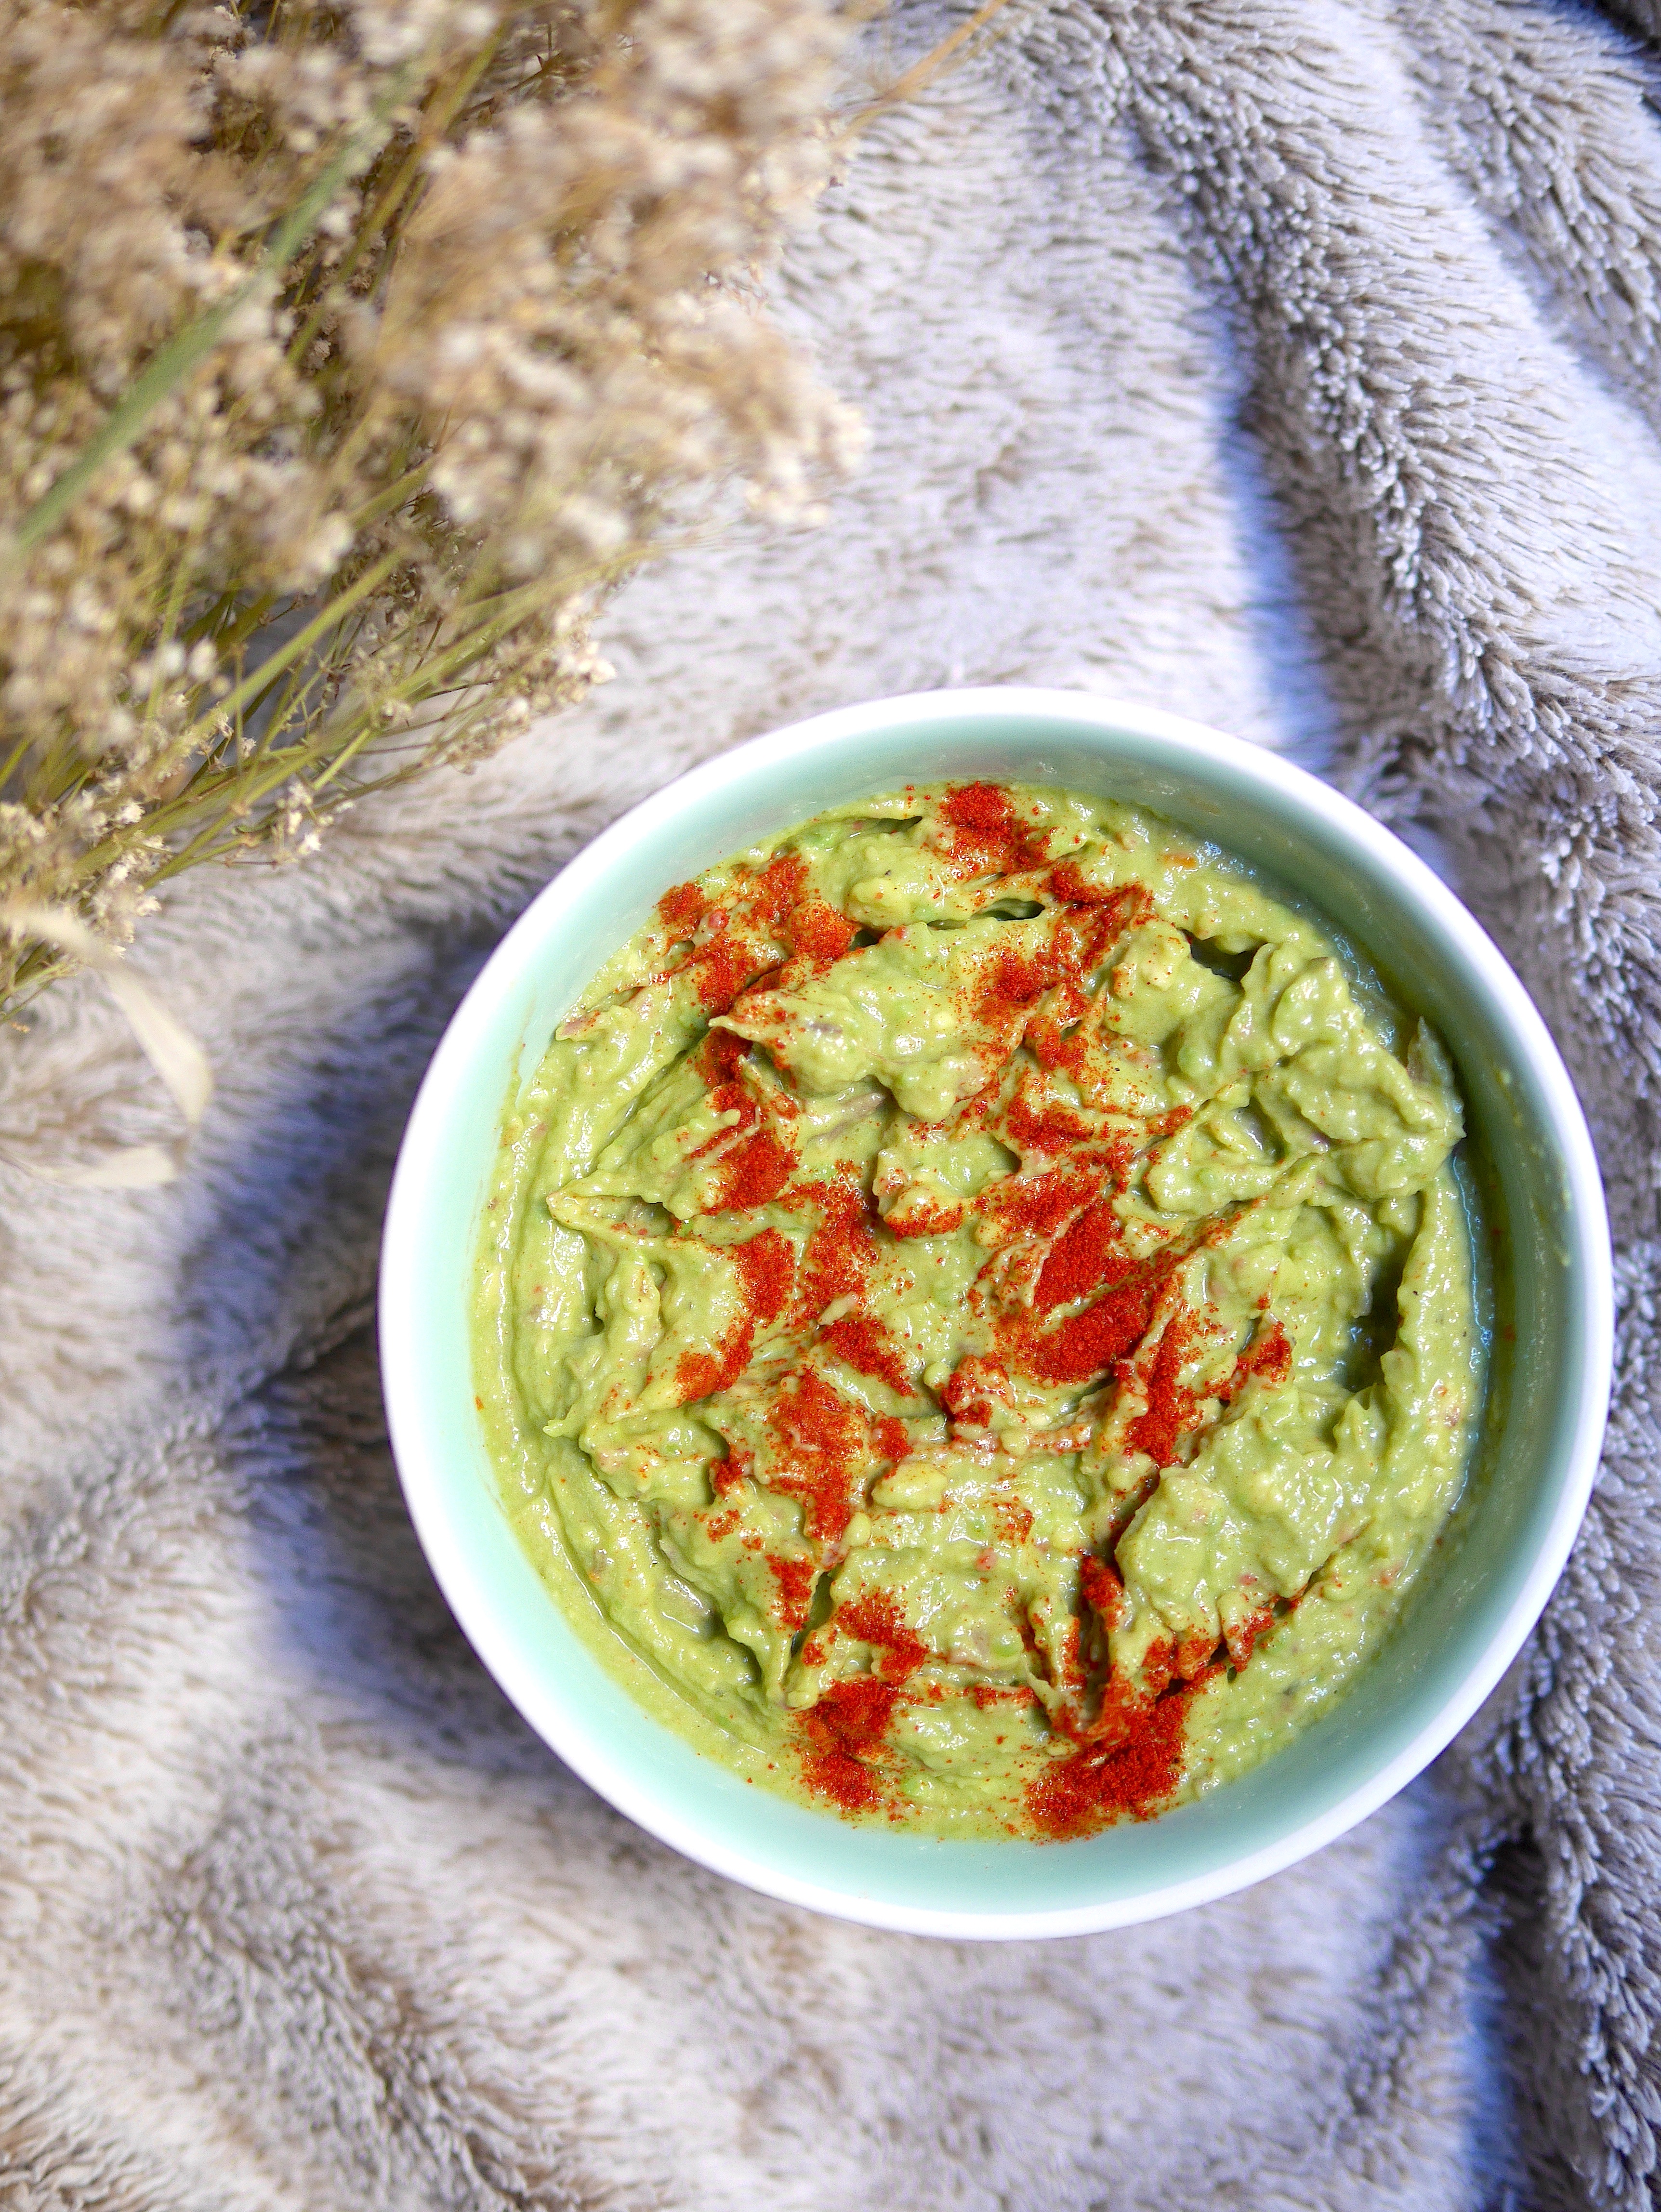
[4,1,1661,2203]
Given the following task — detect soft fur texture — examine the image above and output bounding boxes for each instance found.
[4,1,1661,2203]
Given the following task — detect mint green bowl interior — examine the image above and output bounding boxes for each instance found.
[380,689,1610,1938]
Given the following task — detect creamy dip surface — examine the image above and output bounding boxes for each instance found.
[472,782,1487,1838]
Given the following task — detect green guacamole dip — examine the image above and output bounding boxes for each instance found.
[472,782,1486,1837]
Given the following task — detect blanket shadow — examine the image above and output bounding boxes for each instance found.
[177,915,596,1801]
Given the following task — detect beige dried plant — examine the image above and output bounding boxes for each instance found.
[0,0,868,1019]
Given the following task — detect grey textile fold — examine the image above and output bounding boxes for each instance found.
[2,2,1659,2204]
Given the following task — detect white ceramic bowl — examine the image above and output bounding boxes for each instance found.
[380,688,1611,1938]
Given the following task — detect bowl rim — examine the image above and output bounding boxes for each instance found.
[380,685,1613,1938]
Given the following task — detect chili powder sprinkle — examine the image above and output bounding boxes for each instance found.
[597,790,1338,1838]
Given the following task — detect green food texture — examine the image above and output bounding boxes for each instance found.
[471,782,1486,1837]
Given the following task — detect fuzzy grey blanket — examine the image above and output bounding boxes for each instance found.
[5,1,1661,2204]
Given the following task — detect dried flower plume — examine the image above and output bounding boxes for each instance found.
[0,0,867,1015]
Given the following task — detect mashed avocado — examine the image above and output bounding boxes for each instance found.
[472,782,1486,1837]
